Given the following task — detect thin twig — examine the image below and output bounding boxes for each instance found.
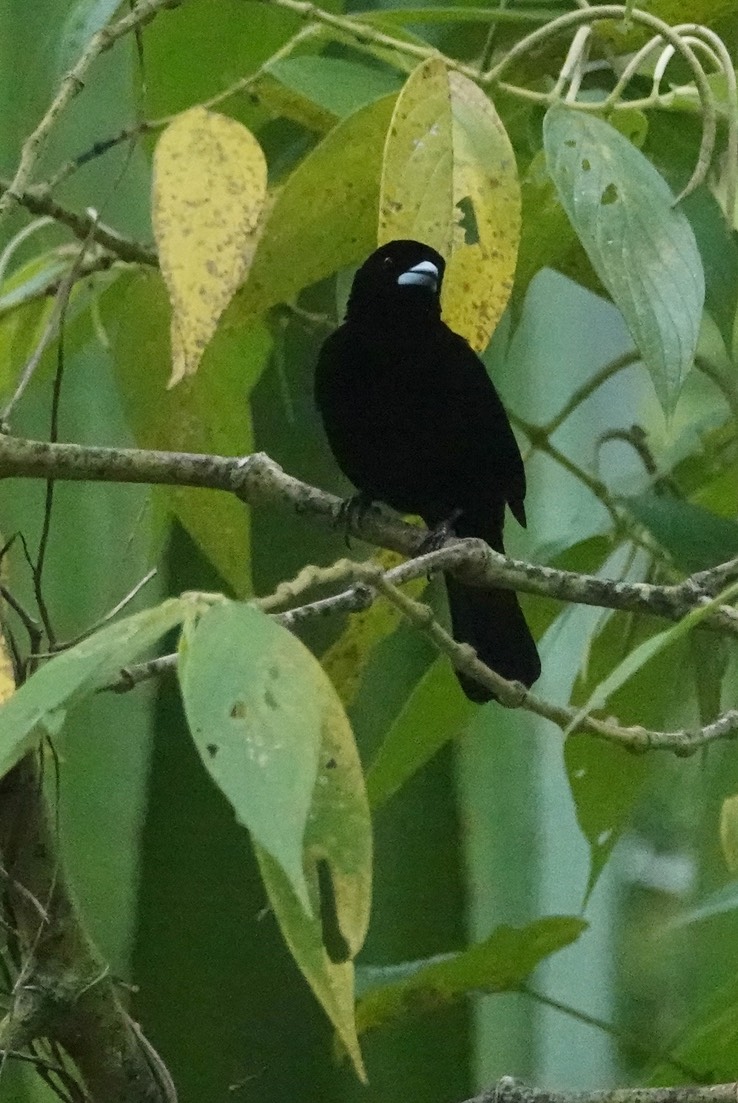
[364,562,738,754]
[0,0,185,229]
[1,231,93,429]
[47,568,157,654]
[542,352,641,437]
[519,983,704,1082]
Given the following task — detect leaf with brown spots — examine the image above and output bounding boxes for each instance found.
[255,680,371,1081]
[178,600,323,912]
[153,107,267,385]
[442,72,521,351]
[179,598,371,1080]
[378,57,454,257]
[379,59,521,350]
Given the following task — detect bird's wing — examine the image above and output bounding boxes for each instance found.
[436,328,527,526]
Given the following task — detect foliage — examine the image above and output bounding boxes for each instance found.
[0,0,738,1100]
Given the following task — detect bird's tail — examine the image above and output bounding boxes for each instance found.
[444,534,540,703]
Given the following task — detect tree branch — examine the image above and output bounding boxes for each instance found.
[0,0,186,229]
[1,438,736,635]
[0,756,173,1101]
[0,181,158,268]
[465,1077,738,1103]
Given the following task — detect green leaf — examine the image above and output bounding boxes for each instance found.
[647,973,738,1086]
[543,106,705,416]
[524,535,613,644]
[721,795,738,874]
[366,659,473,809]
[266,56,401,122]
[0,597,191,781]
[627,492,738,573]
[358,7,554,25]
[108,270,268,596]
[252,665,371,1081]
[142,0,301,118]
[178,600,324,911]
[646,0,738,26]
[566,577,738,739]
[0,297,51,403]
[322,549,424,710]
[565,733,650,899]
[682,187,738,352]
[239,94,396,320]
[355,916,587,1034]
[0,251,69,315]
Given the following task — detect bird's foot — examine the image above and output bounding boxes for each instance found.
[417,508,463,555]
[337,492,375,548]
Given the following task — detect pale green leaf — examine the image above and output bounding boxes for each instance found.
[627,492,738,573]
[57,0,122,72]
[252,659,371,1080]
[178,601,324,910]
[544,106,704,415]
[0,597,191,780]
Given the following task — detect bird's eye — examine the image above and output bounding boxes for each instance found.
[382,255,393,268]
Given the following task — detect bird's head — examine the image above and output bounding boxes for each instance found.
[345,240,445,324]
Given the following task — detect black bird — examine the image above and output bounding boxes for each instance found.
[315,239,540,702]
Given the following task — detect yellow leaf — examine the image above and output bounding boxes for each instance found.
[378,57,453,257]
[0,625,14,704]
[153,107,267,385]
[720,794,738,874]
[0,552,15,704]
[378,60,521,351]
[442,72,521,351]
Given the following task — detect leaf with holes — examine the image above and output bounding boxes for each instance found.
[178,601,325,911]
[543,106,704,416]
[379,59,521,350]
[254,681,371,1081]
[442,71,521,350]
